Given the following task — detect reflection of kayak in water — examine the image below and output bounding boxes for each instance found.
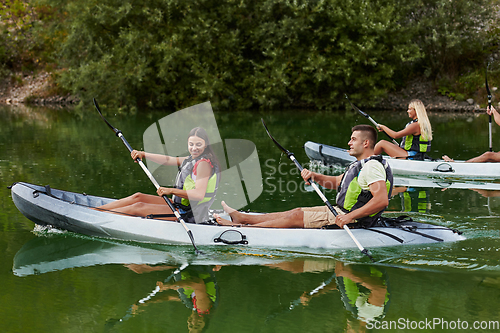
[393,176,500,191]
[12,235,291,277]
[11,182,465,251]
[12,236,173,277]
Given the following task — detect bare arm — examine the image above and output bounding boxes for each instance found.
[377,122,420,139]
[157,160,212,201]
[131,150,187,166]
[301,168,343,190]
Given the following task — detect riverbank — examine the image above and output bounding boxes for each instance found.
[0,71,488,112]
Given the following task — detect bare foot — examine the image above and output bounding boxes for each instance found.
[213,213,241,226]
[221,201,244,224]
[221,201,237,214]
[442,155,454,162]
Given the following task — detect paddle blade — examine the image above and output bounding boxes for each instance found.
[485,64,492,105]
[93,98,119,135]
[345,94,368,117]
[261,118,290,155]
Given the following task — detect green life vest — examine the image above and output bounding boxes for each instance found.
[399,119,431,153]
[402,189,429,213]
[173,154,219,223]
[337,265,390,323]
[175,269,218,315]
[336,155,393,227]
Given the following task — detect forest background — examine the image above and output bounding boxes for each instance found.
[1,0,500,113]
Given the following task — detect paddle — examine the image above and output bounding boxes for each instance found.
[345,94,399,146]
[109,263,189,325]
[261,119,375,262]
[486,64,493,152]
[93,98,202,254]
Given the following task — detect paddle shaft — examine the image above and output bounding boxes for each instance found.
[363,113,399,146]
[345,94,398,145]
[486,65,493,152]
[115,131,201,253]
[138,263,189,304]
[489,116,493,152]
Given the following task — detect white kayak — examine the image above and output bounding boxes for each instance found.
[10,182,465,251]
[304,141,500,180]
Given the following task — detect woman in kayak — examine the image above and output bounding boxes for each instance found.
[374,99,433,160]
[96,127,220,224]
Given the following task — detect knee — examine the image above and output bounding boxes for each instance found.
[374,140,387,152]
[128,202,148,214]
[289,208,304,224]
[483,151,500,162]
[485,152,495,159]
[130,192,146,201]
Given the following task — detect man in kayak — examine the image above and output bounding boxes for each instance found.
[215,124,393,229]
[442,105,500,162]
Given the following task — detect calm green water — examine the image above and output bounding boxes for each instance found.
[1,104,500,332]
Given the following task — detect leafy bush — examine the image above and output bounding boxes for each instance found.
[15,0,500,111]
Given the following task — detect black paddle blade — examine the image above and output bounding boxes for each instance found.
[486,64,492,104]
[261,118,290,156]
[93,98,119,135]
[345,94,368,117]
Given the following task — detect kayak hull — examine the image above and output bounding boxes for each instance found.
[10,182,465,250]
[304,141,500,180]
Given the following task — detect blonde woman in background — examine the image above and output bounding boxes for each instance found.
[374,99,433,160]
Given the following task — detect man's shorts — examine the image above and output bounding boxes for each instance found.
[301,206,345,229]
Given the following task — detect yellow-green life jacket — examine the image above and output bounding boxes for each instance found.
[173,155,219,223]
[399,119,431,153]
[336,156,393,227]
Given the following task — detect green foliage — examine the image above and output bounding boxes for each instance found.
[34,0,423,111]
[404,0,495,79]
[0,0,59,77]
[24,0,500,111]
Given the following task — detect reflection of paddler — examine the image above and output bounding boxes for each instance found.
[335,262,389,324]
[267,259,390,329]
[391,186,430,213]
[157,268,218,316]
[157,266,219,333]
[126,264,220,333]
[402,188,430,213]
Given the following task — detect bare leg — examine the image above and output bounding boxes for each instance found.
[104,201,176,220]
[220,201,299,224]
[215,201,305,228]
[95,192,175,219]
[466,151,500,163]
[374,140,408,158]
[98,192,165,210]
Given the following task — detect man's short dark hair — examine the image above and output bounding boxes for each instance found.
[352,125,378,148]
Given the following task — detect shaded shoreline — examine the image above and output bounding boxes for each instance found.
[0,72,488,112]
